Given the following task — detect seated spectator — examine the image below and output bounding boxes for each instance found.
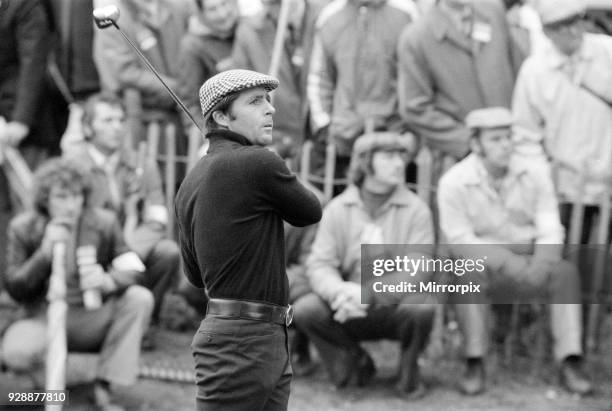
[293,132,435,398]
[178,0,239,134]
[63,93,180,345]
[437,107,592,396]
[0,158,153,411]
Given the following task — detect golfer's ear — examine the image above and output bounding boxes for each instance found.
[212,110,229,128]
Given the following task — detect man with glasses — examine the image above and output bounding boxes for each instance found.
[513,0,612,242]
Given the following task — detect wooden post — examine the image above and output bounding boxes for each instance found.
[146,121,161,162]
[323,141,336,202]
[124,88,143,149]
[165,124,177,238]
[268,0,290,81]
[586,183,611,353]
[46,243,67,411]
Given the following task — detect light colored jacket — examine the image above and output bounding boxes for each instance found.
[306,184,433,304]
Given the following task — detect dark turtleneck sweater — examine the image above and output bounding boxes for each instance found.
[175,129,322,306]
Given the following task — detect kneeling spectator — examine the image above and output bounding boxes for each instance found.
[1,158,153,411]
[437,107,592,396]
[294,132,435,398]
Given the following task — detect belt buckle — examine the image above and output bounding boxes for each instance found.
[285,305,294,326]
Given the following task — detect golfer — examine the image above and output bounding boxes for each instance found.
[175,69,322,411]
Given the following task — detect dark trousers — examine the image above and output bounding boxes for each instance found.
[293,293,434,383]
[191,316,292,411]
[139,239,180,323]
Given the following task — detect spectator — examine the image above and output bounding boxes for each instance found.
[48,0,101,100]
[0,0,54,285]
[232,0,327,162]
[63,93,180,345]
[307,0,419,183]
[397,0,523,160]
[178,0,239,134]
[1,158,153,411]
[512,0,612,244]
[294,132,435,398]
[93,0,191,112]
[437,107,592,396]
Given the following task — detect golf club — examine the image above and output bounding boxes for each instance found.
[93,5,203,134]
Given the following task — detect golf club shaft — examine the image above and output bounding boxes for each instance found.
[111,22,203,134]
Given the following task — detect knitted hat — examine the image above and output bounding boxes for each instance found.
[199,69,279,120]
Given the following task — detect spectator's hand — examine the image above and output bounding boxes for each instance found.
[522,258,553,288]
[78,263,106,290]
[41,218,74,259]
[0,121,29,147]
[331,283,368,323]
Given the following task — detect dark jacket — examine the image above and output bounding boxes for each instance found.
[4,208,140,306]
[175,129,322,306]
[0,0,50,129]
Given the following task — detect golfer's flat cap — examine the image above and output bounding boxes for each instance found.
[353,132,416,156]
[536,0,586,25]
[199,69,279,119]
[465,107,513,129]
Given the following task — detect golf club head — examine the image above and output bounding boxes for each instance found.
[93,5,120,29]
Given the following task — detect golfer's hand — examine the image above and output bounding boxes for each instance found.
[79,263,116,294]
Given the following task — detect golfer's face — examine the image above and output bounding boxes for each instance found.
[227,87,276,146]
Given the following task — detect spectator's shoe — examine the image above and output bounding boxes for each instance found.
[559,357,593,395]
[141,327,157,351]
[457,358,485,396]
[354,350,376,387]
[292,353,319,377]
[331,349,376,388]
[91,380,125,411]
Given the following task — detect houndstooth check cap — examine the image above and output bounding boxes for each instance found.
[199,69,279,120]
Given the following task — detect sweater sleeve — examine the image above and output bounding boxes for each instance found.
[4,217,51,304]
[12,0,50,127]
[254,150,322,227]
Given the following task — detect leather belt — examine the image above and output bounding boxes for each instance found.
[206,298,293,326]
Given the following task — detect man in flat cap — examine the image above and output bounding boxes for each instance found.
[294,131,435,399]
[175,69,322,410]
[438,107,592,396]
[513,0,612,243]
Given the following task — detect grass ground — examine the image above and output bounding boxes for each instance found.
[1,310,611,411]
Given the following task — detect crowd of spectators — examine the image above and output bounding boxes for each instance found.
[1,0,611,409]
